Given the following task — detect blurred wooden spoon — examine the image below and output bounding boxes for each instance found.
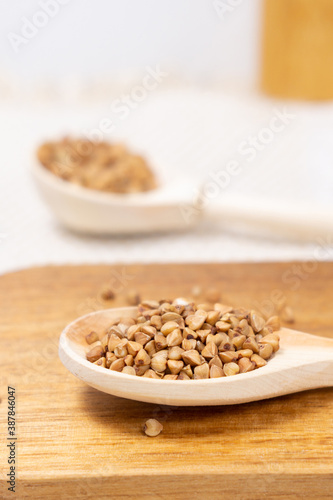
[59,307,333,406]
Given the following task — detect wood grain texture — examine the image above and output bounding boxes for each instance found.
[261,0,333,100]
[1,263,333,499]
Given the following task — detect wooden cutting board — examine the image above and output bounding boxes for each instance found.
[1,263,333,499]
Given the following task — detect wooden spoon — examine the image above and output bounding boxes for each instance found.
[59,307,333,406]
[32,161,333,240]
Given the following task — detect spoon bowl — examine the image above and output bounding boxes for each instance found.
[31,161,201,234]
[59,307,333,406]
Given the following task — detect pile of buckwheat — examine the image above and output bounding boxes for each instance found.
[85,299,280,379]
[37,138,157,194]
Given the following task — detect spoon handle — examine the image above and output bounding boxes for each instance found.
[283,331,333,388]
[206,194,333,241]
[310,357,333,388]
[327,360,333,386]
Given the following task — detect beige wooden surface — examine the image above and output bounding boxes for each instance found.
[1,263,333,499]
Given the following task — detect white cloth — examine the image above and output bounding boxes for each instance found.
[1,87,333,274]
